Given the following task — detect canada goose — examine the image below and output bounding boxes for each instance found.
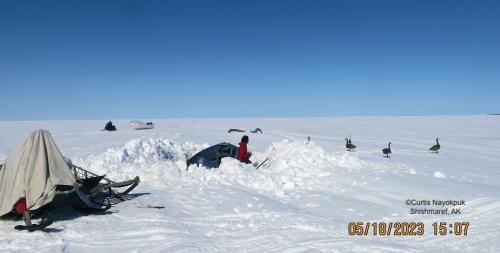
[429,138,440,153]
[382,142,392,158]
[345,138,357,151]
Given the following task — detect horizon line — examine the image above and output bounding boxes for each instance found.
[0,113,496,122]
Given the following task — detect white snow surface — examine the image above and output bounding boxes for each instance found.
[0,116,499,252]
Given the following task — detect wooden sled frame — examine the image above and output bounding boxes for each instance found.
[71,165,140,198]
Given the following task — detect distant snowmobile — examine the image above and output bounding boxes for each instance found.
[104,121,117,131]
[250,128,263,134]
[130,120,154,130]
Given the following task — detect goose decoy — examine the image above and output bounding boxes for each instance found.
[345,138,357,151]
[382,142,392,158]
[429,138,440,153]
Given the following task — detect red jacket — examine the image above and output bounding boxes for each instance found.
[238,142,250,161]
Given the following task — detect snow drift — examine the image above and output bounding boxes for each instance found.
[75,138,207,187]
[76,138,363,195]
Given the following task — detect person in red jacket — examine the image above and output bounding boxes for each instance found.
[238,135,252,164]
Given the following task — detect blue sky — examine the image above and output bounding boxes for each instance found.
[1,0,499,120]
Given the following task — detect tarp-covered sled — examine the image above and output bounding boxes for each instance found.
[187,142,238,169]
[0,130,140,231]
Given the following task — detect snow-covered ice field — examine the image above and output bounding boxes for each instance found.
[0,116,499,253]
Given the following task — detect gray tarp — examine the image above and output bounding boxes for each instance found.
[0,130,76,216]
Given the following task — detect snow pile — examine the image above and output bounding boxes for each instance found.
[219,139,337,194]
[75,137,207,186]
[77,138,363,194]
[185,139,363,195]
[434,171,446,179]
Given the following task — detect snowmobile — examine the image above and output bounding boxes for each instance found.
[130,120,155,130]
[104,121,117,131]
[250,128,263,134]
[187,142,238,169]
[187,142,270,170]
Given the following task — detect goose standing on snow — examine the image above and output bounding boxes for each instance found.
[429,138,440,153]
[382,142,392,158]
[345,138,357,151]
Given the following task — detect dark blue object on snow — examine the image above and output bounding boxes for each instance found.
[186,143,238,169]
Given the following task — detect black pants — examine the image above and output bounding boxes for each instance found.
[240,159,252,164]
